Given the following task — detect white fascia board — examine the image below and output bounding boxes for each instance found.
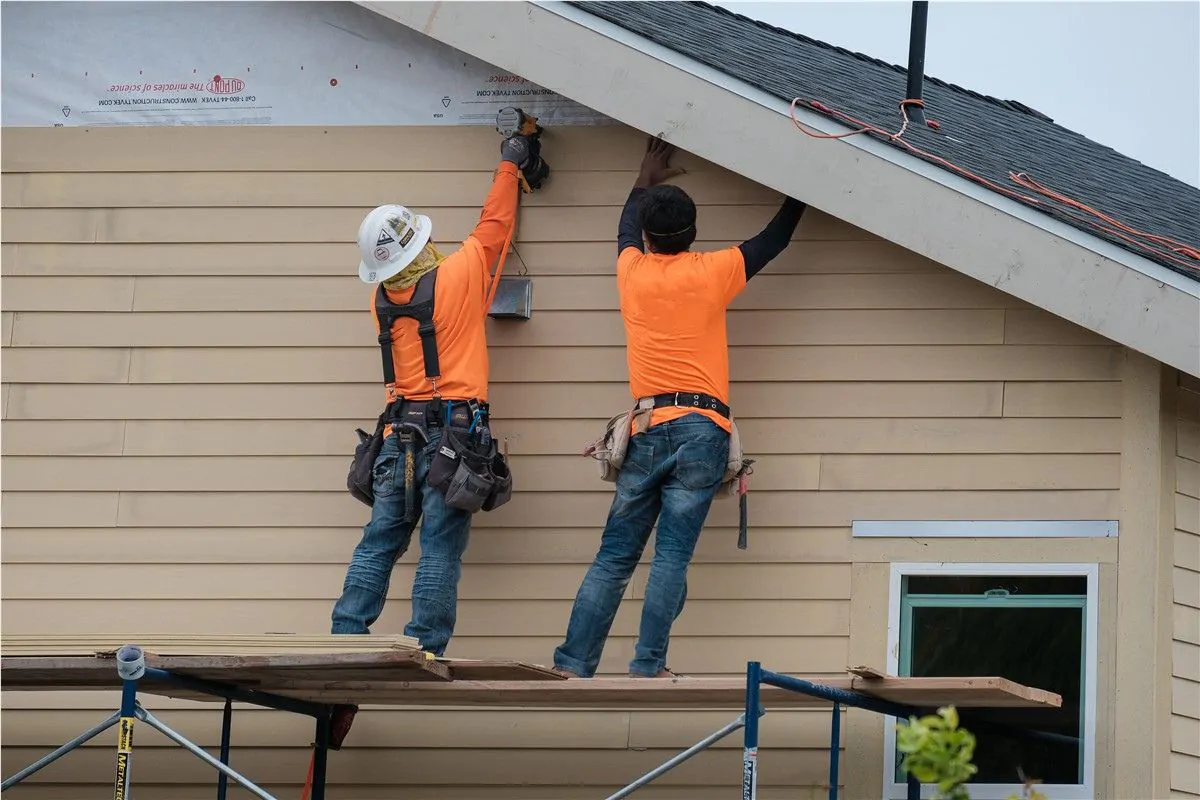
[357,0,1200,377]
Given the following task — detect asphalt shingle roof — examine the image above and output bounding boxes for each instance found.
[571,0,1200,283]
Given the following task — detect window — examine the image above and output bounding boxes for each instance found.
[883,563,1098,800]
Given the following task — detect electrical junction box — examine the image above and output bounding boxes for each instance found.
[487,277,533,320]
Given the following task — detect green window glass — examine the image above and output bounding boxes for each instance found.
[896,575,1088,787]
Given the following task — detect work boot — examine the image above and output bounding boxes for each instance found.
[327,704,358,750]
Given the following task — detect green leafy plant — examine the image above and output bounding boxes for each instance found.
[894,705,1047,800]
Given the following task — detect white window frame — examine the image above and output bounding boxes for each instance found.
[882,561,1099,800]
[853,520,1117,538]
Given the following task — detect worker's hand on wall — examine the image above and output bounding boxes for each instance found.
[635,135,686,189]
[500,135,533,168]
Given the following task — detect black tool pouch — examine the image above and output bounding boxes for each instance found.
[428,426,514,514]
[347,411,388,507]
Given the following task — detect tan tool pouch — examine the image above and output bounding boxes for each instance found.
[715,416,748,500]
[583,398,655,482]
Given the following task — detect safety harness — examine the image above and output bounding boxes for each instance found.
[375,270,440,392]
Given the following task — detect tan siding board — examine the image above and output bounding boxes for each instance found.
[0,453,821,492]
[0,526,850,565]
[3,706,831,750]
[1175,715,1200,758]
[0,746,832,786]
[9,309,1007,348]
[0,492,119,528]
[0,417,1117,457]
[1176,677,1200,720]
[4,382,1008,421]
[1003,381,1123,418]
[0,277,134,311]
[0,348,130,383]
[1178,566,1200,611]
[2,311,14,346]
[1177,641,1200,683]
[1181,420,1200,462]
[1,562,850,601]
[96,489,1122,529]
[1181,494,1200,535]
[1177,604,1200,645]
[2,170,781,208]
[1,205,859,245]
[1,240,938,278]
[116,344,1122,384]
[0,598,849,639]
[819,453,1119,491]
[0,421,127,456]
[1173,751,1200,795]
[1182,457,1200,500]
[1002,308,1115,345]
[1178,531,1200,573]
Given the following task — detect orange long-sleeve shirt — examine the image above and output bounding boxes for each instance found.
[370,161,519,404]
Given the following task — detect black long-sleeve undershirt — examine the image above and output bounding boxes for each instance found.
[616,188,807,280]
[738,197,807,279]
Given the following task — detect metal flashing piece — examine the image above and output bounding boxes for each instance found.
[487,277,533,320]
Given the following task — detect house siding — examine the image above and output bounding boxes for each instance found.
[1173,375,1200,798]
[1,124,1123,798]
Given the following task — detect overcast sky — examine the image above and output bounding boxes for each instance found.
[715,0,1200,188]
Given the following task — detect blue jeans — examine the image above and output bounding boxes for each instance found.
[331,427,471,656]
[554,413,730,677]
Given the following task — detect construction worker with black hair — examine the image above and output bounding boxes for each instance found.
[554,136,807,679]
[326,131,543,746]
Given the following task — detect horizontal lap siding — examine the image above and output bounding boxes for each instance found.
[0,126,1121,797]
[1173,380,1200,797]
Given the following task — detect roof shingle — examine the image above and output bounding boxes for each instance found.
[571,0,1200,282]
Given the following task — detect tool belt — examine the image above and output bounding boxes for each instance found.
[581,391,755,549]
[345,270,513,514]
[582,391,748,493]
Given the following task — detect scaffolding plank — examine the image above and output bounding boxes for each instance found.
[0,632,421,657]
[0,656,1060,711]
[442,658,566,681]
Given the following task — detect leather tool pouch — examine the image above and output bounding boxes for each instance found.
[347,407,390,508]
[715,418,748,500]
[583,400,653,483]
[429,426,513,513]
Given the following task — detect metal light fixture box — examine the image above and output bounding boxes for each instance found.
[487,277,533,320]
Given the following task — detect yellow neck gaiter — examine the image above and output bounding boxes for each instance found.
[383,241,447,291]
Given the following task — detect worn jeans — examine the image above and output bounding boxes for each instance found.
[554,413,730,677]
[331,427,471,656]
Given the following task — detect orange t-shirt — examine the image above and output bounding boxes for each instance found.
[617,244,748,433]
[370,162,519,405]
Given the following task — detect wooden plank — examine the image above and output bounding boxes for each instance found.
[1,240,936,278]
[0,562,852,601]
[116,345,1121,384]
[1003,381,1123,418]
[4,381,1007,421]
[1,170,780,209]
[818,454,1120,491]
[0,657,1061,708]
[7,309,1006,347]
[443,659,564,681]
[0,599,850,639]
[0,205,856,246]
[0,526,852,565]
[0,417,1119,458]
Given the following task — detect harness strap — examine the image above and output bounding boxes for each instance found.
[375,269,440,386]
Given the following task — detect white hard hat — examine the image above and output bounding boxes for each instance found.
[356,204,433,284]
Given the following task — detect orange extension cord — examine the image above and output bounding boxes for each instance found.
[788,96,1200,276]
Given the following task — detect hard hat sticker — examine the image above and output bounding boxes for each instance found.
[374,246,390,262]
[399,228,415,247]
[377,229,395,246]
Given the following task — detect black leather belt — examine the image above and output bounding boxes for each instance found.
[649,392,730,419]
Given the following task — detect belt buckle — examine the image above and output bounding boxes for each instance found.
[674,392,703,409]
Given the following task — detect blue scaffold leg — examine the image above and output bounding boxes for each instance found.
[113,645,145,800]
[217,698,233,800]
[742,661,762,800]
[828,702,841,800]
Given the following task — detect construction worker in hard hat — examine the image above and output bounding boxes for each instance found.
[327,131,544,747]
[553,136,807,679]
